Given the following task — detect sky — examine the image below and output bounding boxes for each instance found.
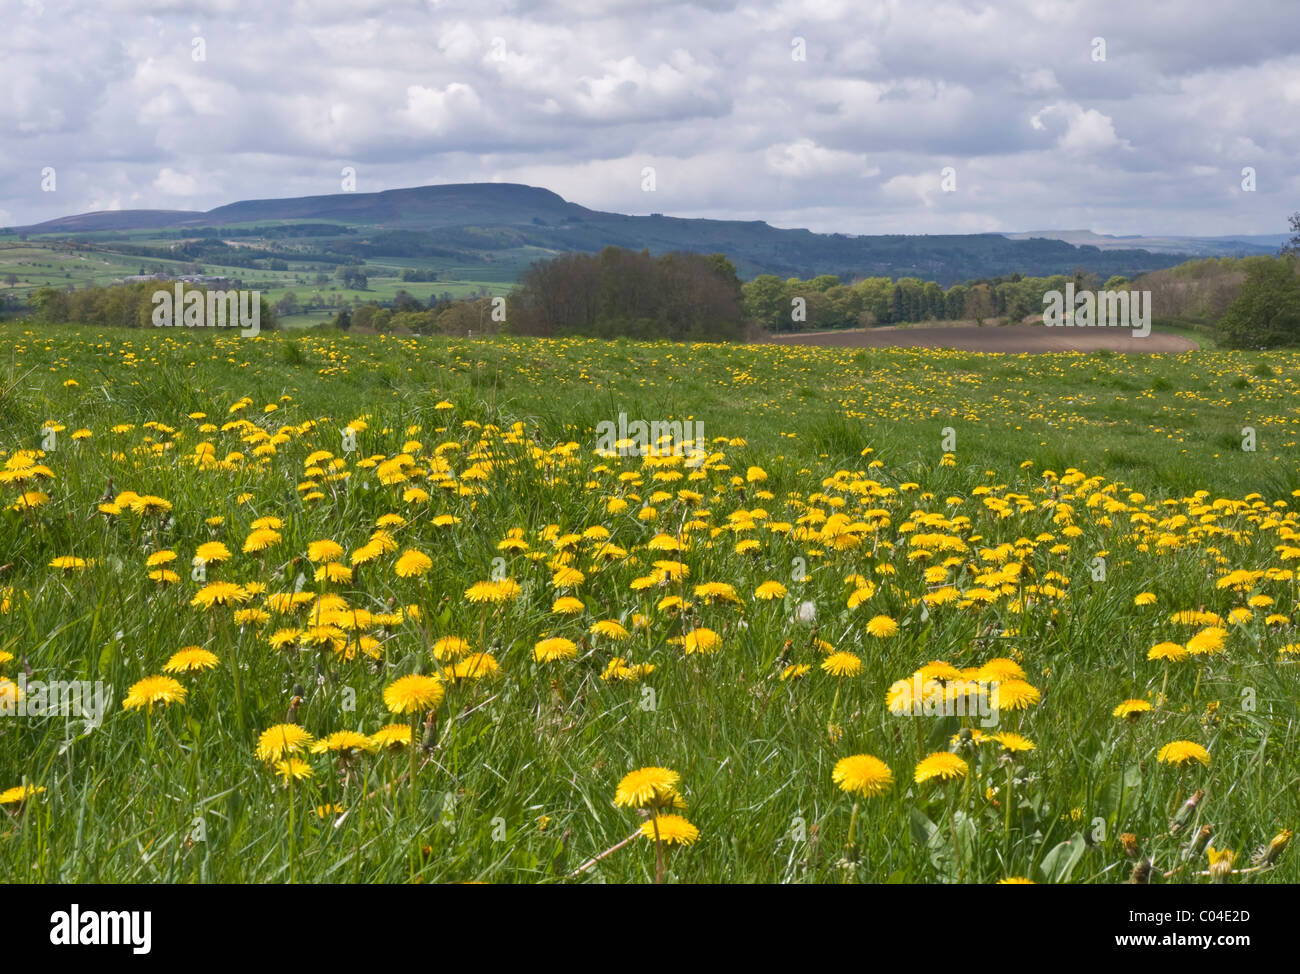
[2,0,1297,236]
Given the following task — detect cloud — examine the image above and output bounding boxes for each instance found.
[153,167,199,195]
[1,0,1298,235]
[1030,102,1127,154]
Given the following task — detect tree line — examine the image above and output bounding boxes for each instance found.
[23,281,278,331]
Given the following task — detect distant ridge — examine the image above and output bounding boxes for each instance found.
[6,182,1246,284]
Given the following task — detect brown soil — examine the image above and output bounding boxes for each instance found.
[762,324,1197,354]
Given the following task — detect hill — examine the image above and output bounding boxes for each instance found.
[8,182,1201,285]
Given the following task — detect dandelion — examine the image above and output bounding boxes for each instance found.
[383,674,445,714]
[989,680,1041,711]
[1148,641,1188,662]
[754,580,787,600]
[162,647,220,673]
[432,636,472,660]
[309,731,378,756]
[821,652,862,677]
[1157,740,1210,767]
[1207,846,1236,883]
[394,549,433,578]
[0,784,46,806]
[865,615,899,638]
[590,619,630,640]
[614,767,681,809]
[193,542,232,565]
[638,813,699,845]
[190,582,250,609]
[1113,699,1152,721]
[533,637,578,662]
[122,676,187,712]
[832,754,894,797]
[446,653,501,682]
[914,752,969,784]
[991,732,1035,753]
[370,724,413,750]
[274,758,314,781]
[256,724,314,762]
[465,578,521,603]
[681,627,720,655]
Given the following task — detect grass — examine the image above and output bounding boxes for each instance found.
[0,321,1298,883]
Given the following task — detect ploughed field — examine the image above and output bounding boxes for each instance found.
[0,323,1297,883]
[767,323,1198,354]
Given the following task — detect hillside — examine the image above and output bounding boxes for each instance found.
[8,182,1198,285]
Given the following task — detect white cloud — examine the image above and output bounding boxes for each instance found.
[1,0,1297,235]
[153,168,199,195]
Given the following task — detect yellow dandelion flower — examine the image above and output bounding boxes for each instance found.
[914,752,969,784]
[162,646,219,673]
[832,754,894,796]
[256,723,314,762]
[821,651,862,677]
[533,637,578,663]
[639,813,700,845]
[614,767,681,808]
[383,673,445,713]
[1157,740,1210,767]
[121,675,187,712]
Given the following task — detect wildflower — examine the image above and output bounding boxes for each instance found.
[914,752,969,784]
[832,754,894,797]
[370,724,413,750]
[394,549,433,578]
[121,676,187,712]
[256,724,314,762]
[865,615,899,638]
[639,814,700,845]
[533,637,578,662]
[590,619,630,640]
[0,784,46,806]
[1113,699,1152,721]
[1157,740,1211,767]
[190,582,250,609]
[310,731,378,756]
[821,652,862,677]
[274,758,314,781]
[162,647,219,673]
[431,636,472,660]
[383,674,445,713]
[1206,846,1236,883]
[681,628,720,655]
[614,767,681,808]
[990,680,1041,711]
[193,542,231,565]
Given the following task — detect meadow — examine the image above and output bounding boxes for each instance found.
[1,322,1299,883]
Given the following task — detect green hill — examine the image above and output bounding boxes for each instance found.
[8,182,1196,285]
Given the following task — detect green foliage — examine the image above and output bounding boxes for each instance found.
[1215,257,1300,349]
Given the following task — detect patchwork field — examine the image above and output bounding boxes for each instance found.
[1,323,1298,883]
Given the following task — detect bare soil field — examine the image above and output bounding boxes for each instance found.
[764,324,1198,353]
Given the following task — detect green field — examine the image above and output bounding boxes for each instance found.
[0,239,518,329]
[1,323,1298,883]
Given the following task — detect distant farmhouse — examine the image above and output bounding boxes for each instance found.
[120,273,235,287]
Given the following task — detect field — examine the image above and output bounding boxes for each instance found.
[768,324,1200,354]
[2,322,1299,883]
[0,239,516,330]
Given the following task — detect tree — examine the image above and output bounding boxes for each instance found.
[966,284,994,326]
[1284,212,1300,257]
[1216,257,1300,349]
[741,275,788,331]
